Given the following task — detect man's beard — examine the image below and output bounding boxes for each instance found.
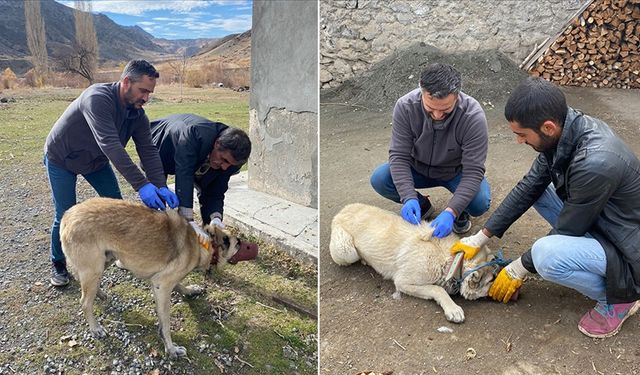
[123,88,145,108]
[530,131,558,153]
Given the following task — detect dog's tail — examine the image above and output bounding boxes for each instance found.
[329,219,360,266]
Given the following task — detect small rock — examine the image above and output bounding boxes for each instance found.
[436,326,454,333]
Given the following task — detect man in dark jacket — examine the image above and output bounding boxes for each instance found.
[370,63,491,238]
[453,77,640,338]
[44,60,178,287]
[150,114,251,241]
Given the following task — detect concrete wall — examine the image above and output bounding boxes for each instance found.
[249,0,318,208]
[320,0,590,88]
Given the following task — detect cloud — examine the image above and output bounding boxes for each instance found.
[207,15,252,32]
[152,17,182,22]
[137,21,156,26]
[58,0,250,16]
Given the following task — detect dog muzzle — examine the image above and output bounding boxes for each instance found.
[228,241,258,264]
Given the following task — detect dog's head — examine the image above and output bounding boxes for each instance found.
[202,225,258,270]
[459,246,502,300]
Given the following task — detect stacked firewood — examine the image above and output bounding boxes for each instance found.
[528,0,640,88]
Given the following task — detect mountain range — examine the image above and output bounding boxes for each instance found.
[0,0,250,74]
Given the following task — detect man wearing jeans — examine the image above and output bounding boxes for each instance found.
[453,77,640,338]
[44,60,178,287]
[370,63,491,238]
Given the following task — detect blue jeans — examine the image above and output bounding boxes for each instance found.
[531,184,607,304]
[44,156,122,264]
[369,162,491,216]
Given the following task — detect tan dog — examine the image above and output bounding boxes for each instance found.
[60,197,248,359]
[330,203,500,323]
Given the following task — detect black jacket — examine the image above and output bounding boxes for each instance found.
[150,114,239,223]
[485,107,640,303]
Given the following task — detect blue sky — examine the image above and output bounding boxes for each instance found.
[56,0,252,40]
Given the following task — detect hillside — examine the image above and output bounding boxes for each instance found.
[189,29,252,73]
[0,0,216,74]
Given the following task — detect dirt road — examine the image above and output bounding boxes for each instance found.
[319,87,640,374]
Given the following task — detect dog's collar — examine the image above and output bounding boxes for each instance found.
[196,234,220,265]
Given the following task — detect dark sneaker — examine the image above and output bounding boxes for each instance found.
[417,193,435,221]
[453,211,472,234]
[50,262,70,287]
[578,301,640,338]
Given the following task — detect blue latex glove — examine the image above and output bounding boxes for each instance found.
[158,187,179,209]
[430,210,455,238]
[400,198,421,225]
[138,183,165,210]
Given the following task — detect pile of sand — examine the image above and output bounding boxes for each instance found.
[322,43,529,112]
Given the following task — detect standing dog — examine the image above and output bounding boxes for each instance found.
[61,197,257,359]
[330,203,501,323]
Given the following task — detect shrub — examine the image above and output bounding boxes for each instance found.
[1,68,17,89]
[185,68,206,88]
[24,68,46,87]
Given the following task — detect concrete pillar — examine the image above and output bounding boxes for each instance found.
[248,0,318,208]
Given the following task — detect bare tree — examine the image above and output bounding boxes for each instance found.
[24,0,48,86]
[167,50,190,101]
[63,0,98,84]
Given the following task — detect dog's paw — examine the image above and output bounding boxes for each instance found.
[90,324,107,338]
[392,291,402,300]
[168,345,187,359]
[444,305,465,323]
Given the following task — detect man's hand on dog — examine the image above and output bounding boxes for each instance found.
[211,217,225,229]
[138,182,166,210]
[400,198,421,225]
[450,229,491,260]
[489,257,529,303]
[158,187,179,209]
[430,210,455,238]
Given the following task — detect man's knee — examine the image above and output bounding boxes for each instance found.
[370,163,392,193]
[466,191,491,217]
[531,236,564,279]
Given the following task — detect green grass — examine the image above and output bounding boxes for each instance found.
[0,86,250,166]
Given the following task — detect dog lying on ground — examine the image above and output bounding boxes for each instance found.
[61,197,257,359]
[330,203,502,323]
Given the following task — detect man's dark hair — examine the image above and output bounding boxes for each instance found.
[504,77,568,131]
[120,60,159,82]
[217,128,252,165]
[419,63,461,98]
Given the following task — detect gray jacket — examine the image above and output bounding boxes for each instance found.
[44,82,166,190]
[389,89,488,215]
[485,107,640,303]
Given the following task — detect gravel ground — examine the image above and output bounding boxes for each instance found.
[0,160,317,375]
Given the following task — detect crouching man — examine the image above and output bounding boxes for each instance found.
[453,77,640,338]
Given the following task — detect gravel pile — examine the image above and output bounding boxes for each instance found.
[321,42,529,112]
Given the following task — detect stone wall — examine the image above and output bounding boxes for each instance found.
[320,0,590,88]
[249,0,318,208]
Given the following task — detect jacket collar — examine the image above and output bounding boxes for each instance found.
[551,107,582,171]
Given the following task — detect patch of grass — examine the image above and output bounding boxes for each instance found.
[0,86,249,168]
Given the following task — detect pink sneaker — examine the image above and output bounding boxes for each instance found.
[578,300,640,338]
